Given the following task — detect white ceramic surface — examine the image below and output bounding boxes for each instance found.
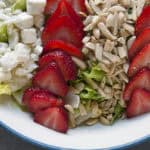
[0,95,149,150]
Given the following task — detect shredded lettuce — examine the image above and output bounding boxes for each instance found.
[70,63,106,102]
[0,25,8,42]
[12,89,28,111]
[12,0,26,11]
[0,83,11,95]
[111,102,125,124]
[70,64,106,85]
[83,65,105,82]
[12,90,23,105]
[80,86,104,101]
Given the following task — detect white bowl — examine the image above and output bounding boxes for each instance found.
[0,95,149,150]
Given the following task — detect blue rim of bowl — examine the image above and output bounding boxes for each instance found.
[0,120,149,150]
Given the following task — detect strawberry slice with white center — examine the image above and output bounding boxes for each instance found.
[135,6,150,36]
[22,87,50,106]
[41,16,83,48]
[128,43,150,78]
[42,40,83,58]
[46,0,84,31]
[38,50,77,81]
[44,0,86,15]
[44,0,60,15]
[123,68,150,101]
[127,88,150,118]
[128,28,150,60]
[33,61,68,97]
[28,91,64,113]
[34,107,68,133]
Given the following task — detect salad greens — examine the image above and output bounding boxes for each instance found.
[83,65,105,82]
[71,63,106,84]
[0,25,8,42]
[80,86,104,101]
[111,102,125,124]
[0,83,11,95]
[71,63,106,102]
[12,0,26,11]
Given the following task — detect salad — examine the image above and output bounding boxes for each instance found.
[0,0,150,133]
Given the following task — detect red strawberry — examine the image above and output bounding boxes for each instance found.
[135,6,150,36]
[46,0,83,31]
[29,92,64,113]
[34,107,68,133]
[69,0,86,14]
[41,16,83,48]
[44,0,86,15]
[38,50,77,81]
[123,68,150,101]
[128,43,150,77]
[22,87,49,106]
[32,61,68,97]
[128,28,150,60]
[43,40,83,58]
[44,0,60,15]
[126,88,150,118]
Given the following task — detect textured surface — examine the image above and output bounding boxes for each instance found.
[0,127,149,150]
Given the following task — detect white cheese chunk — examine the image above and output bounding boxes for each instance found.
[14,13,33,29]
[7,24,19,49]
[27,0,46,15]
[0,1,6,8]
[21,28,37,44]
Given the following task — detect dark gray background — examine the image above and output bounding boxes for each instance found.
[0,127,149,150]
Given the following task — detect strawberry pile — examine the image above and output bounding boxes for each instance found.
[22,0,86,133]
[123,5,150,118]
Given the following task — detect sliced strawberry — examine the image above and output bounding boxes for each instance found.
[32,61,68,97]
[128,28,150,60]
[46,0,83,30]
[41,16,83,48]
[127,88,150,118]
[135,6,150,36]
[22,87,49,106]
[128,43,150,77]
[44,0,86,15]
[34,107,68,133]
[28,92,64,113]
[38,50,77,81]
[44,0,60,15]
[43,40,83,58]
[123,68,150,101]
[69,0,86,14]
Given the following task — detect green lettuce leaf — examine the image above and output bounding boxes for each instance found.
[0,83,11,95]
[12,0,26,11]
[83,65,105,82]
[0,25,8,42]
[80,86,104,101]
[111,102,125,124]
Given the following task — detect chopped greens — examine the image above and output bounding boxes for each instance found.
[12,0,26,11]
[12,89,23,105]
[0,25,8,42]
[0,83,11,95]
[80,86,104,101]
[70,63,106,102]
[83,65,105,82]
[111,102,125,124]
[70,64,106,85]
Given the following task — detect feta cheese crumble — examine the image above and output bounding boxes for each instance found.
[27,0,46,15]
[0,0,44,92]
